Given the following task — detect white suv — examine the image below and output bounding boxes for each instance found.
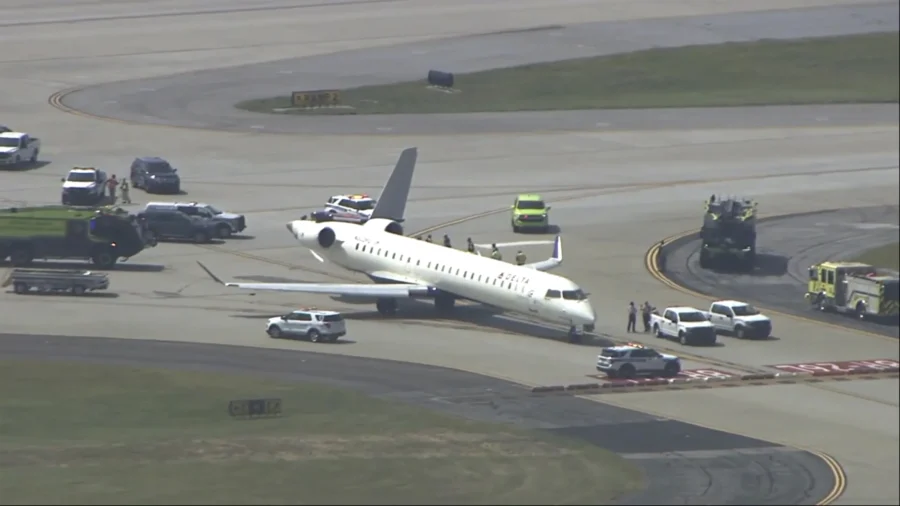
[596,343,681,379]
[266,309,346,343]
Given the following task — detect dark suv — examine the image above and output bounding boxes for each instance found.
[137,209,216,243]
[130,157,181,194]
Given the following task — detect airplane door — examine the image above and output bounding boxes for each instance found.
[528,290,540,315]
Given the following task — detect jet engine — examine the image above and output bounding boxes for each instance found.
[317,226,337,247]
[363,218,404,236]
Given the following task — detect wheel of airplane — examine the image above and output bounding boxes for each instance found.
[434,293,456,312]
[376,298,398,315]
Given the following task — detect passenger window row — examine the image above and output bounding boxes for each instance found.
[353,241,529,292]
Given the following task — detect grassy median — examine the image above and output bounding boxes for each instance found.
[853,242,900,270]
[0,360,642,504]
[237,32,899,115]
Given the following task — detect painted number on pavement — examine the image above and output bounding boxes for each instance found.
[770,359,900,374]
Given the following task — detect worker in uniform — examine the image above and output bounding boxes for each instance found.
[120,178,132,204]
[627,302,637,333]
[490,244,502,261]
[466,237,476,253]
[425,234,433,243]
[515,250,526,265]
[443,234,452,248]
[640,301,653,332]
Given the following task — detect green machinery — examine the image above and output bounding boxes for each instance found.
[0,205,156,269]
[699,195,758,271]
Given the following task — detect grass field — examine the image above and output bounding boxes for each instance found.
[237,32,899,115]
[0,360,642,504]
[853,242,899,270]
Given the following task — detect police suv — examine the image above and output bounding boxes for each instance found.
[596,343,681,379]
[325,194,376,219]
[266,308,346,343]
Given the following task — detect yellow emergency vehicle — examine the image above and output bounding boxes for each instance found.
[805,261,899,319]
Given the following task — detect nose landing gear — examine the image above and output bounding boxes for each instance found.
[568,326,583,344]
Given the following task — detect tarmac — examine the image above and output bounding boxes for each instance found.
[1,0,898,504]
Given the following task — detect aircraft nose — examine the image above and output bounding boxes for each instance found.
[578,304,597,326]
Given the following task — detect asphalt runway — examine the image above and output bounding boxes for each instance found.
[55,2,899,134]
[0,332,836,505]
[2,0,899,504]
[662,206,900,338]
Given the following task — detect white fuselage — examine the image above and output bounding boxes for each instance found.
[290,219,596,329]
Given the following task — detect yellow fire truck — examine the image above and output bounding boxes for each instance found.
[805,261,899,319]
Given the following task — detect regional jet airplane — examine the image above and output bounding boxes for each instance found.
[198,148,596,341]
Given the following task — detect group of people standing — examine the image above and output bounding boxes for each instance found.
[416,234,528,265]
[104,174,131,205]
[627,301,657,333]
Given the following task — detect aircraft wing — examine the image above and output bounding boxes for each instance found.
[523,235,563,272]
[197,262,426,298]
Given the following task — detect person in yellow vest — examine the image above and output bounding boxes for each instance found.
[515,250,526,265]
[490,244,502,261]
[466,237,476,253]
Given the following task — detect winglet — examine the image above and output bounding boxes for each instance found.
[197,261,225,285]
[370,147,418,222]
[552,235,562,262]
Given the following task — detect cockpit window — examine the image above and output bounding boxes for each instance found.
[562,289,587,300]
[545,289,561,298]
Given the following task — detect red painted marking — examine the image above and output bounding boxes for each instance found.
[769,359,900,375]
[603,368,737,385]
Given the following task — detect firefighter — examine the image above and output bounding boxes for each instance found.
[515,250,526,265]
[120,178,132,204]
[443,234,452,248]
[490,244,502,261]
[466,237,476,253]
[425,234,433,243]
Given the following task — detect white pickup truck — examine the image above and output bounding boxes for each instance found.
[650,306,717,346]
[702,300,772,339]
[0,131,41,167]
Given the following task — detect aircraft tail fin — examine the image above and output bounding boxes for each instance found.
[370,147,418,222]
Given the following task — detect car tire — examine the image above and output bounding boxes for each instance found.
[618,364,636,380]
[193,231,209,244]
[308,329,321,343]
[267,325,282,339]
[512,223,520,233]
[72,285,86,296]
[663,362,680,378]
[13,282,29,295]
[216,224,232,239]
[9,249,33,267]
[91,249,116,269]
[734,326,745,339]
[679,332,688,345]
[30,151,38,163]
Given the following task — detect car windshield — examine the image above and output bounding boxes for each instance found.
[348,200,375,211]
[146,162,174,174]
[517,200,545,210]
[0,138,20,147]
[321,314,343,322]
[562,289,587,300]
[679,311,708,322]
[731,304,760,316]
[67,172,96,182]
[600,349,625,358]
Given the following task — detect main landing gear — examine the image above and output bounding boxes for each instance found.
[376,298,397,315]
[374,293,457,316]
